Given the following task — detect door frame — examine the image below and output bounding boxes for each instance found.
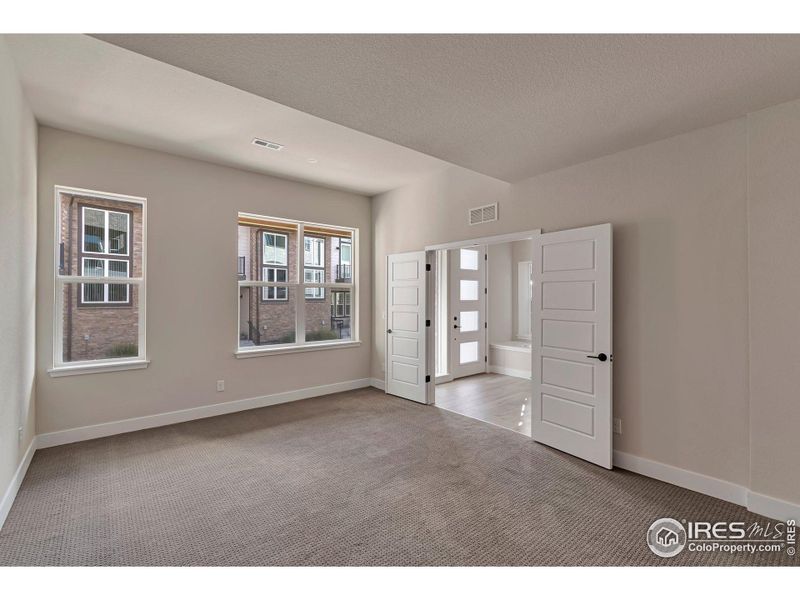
[424,229,542,405]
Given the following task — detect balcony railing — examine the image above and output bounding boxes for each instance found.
[335,264,352,282]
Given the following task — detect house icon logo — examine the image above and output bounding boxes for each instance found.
[647,518,687,557]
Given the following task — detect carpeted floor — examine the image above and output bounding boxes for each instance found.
[0,387,795,566]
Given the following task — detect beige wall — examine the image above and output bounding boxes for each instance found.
[746,99,800,505]
[0,39,37,499]
[373,119,752,490]
[36,126,371,434]
[487,242,512,344]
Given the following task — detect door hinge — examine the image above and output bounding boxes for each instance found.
[484,287,487,294]
[425,375,431,383]
[484,355,487,362]
[425,319,431,327]
[484,322,487,329]
[426,263,431,271]
[485,253,488,260]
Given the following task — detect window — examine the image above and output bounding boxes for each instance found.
[261,231,288,301]
[262,266,288,301]
[53,187,146,374]
[304,236,325,299]
[332,291,351,317]
[263,232,287,265]
[82,258,129,303]
[237,213,357,353]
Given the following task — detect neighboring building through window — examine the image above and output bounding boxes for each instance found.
[262,232,288,301]
[237,213,356,351]
[54,186,146,371]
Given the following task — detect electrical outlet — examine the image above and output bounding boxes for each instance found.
[18,426,23,443]
[613,418,622,435]
[216,380,225,392]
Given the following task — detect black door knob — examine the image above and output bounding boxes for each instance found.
[586,353,608,362]
[387,329,392,334]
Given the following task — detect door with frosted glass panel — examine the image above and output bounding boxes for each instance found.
[448,246,487,379]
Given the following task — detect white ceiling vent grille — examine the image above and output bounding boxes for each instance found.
[468,203,498,226]
[252,138,284,151]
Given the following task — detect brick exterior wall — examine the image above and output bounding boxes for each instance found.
[60,192,142,362]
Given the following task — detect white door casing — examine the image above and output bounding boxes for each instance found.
[386,251,430,404]
[531,224,613,469]
[449,246,487,379]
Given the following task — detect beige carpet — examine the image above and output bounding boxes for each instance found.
[0,387,795,566]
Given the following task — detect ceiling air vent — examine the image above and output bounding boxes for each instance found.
[468,203,498,226]
[252,138,284,151]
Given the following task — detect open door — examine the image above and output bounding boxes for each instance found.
[531,224,613,469]
[386,251,430,404]
[448,246,487,379]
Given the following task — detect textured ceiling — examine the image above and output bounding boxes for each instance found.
[95,34,800,181]
[7,35,450,195]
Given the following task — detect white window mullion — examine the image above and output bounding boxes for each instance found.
[296,223,306,345]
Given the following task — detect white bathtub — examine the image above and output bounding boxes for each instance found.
[489,340,532,379]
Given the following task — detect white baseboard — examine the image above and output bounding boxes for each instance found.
[613,450,800,522]
[613,450,747,506]
[489,365,532,379]
[370,378,385,390]
[37,378,372,449]
[747,490,800,522]
[0,438,37,531]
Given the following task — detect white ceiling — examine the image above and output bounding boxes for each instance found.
[94,34,800,182]
[6,35,452,195]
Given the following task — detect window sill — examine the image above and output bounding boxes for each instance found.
[235,340,361,358]
[48,359,150,377]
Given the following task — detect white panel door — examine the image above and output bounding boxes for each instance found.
[386,251,428,403]
[531,224,613,469]
[449,246,487,379]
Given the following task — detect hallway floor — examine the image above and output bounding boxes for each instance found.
[435,373,531,436]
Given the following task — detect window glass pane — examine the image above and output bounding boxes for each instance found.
[305,288,351,342]
[460,310,479,332]
[83,208,105,253]
[240,285,295,347]
[460,279,479,301]
[60,281,140,363]
[459,341,479,364]
[108,212,128,254]
[460,248,479,270]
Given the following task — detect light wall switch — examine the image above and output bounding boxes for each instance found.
[613,418,622,435]
[216,380,225,392]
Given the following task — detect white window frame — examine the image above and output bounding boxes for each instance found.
[51,186,148,377]
[81,257,130,304]
[82,206,130,256]
[237,213,359,357]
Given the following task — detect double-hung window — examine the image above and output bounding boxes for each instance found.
[262,232,288,301]
[237,213,357,354]
[304,236,325,299]
[52,187,147,374]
